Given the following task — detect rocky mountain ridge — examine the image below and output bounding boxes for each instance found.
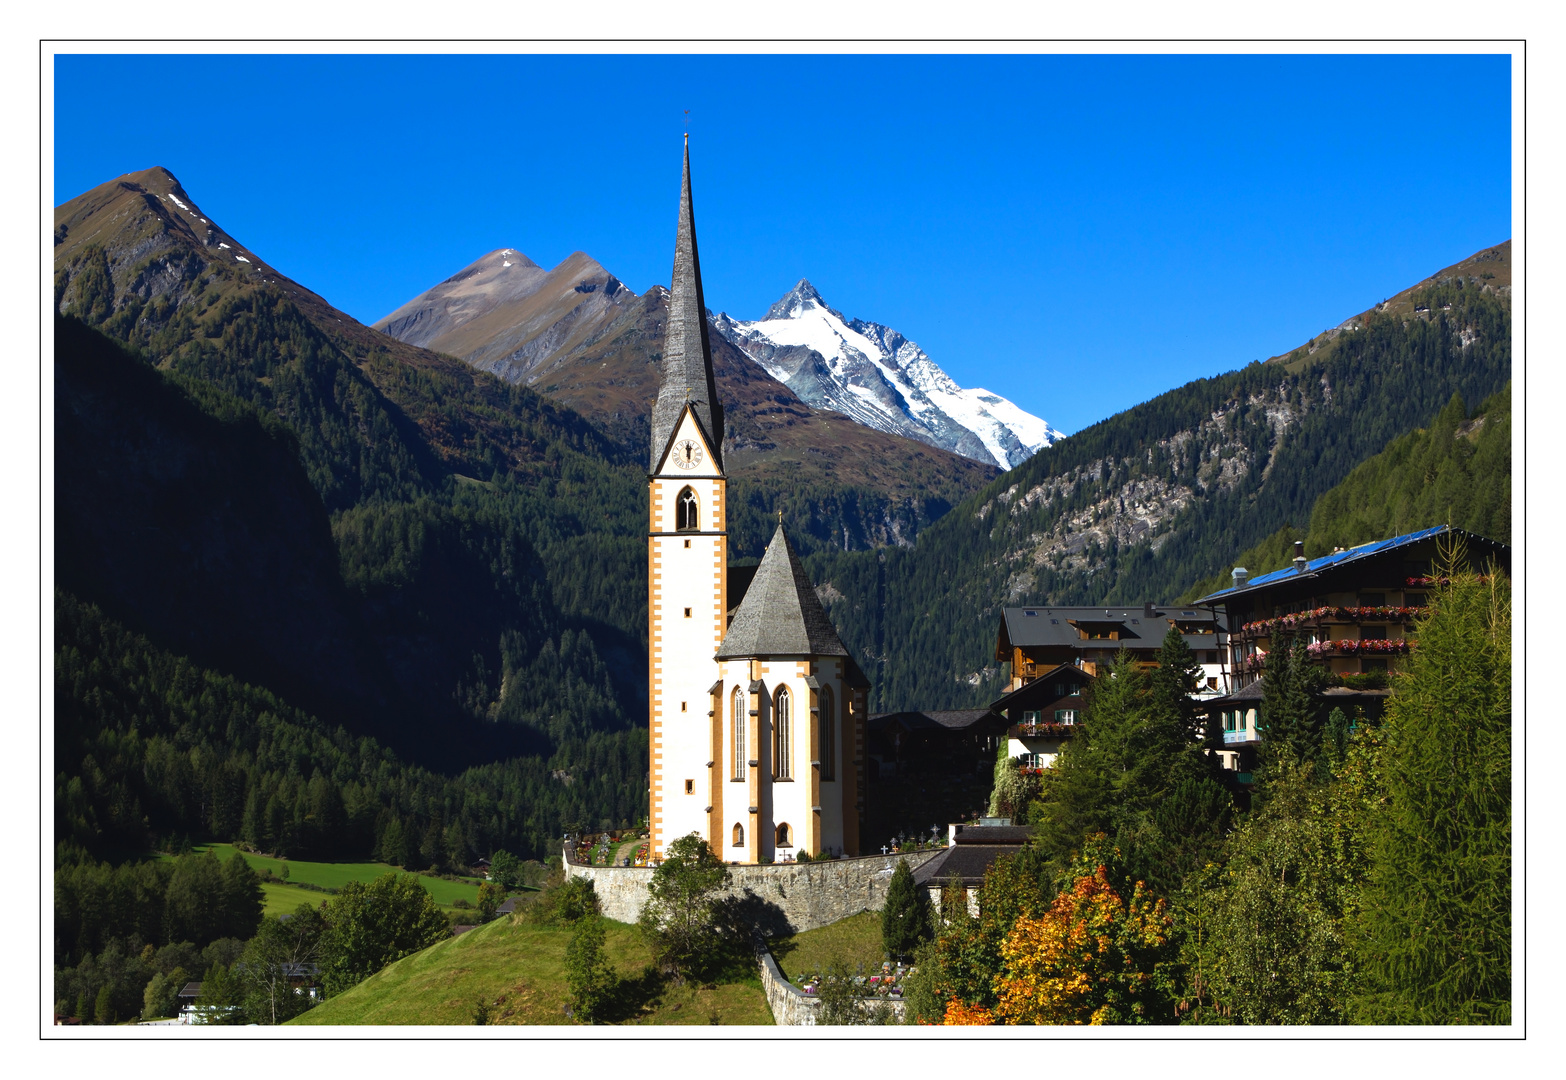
[713,279,1062,469]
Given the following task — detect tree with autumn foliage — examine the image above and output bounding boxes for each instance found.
[914,846,1052,1019]
[937,836,1176,1025]
[992,865,1174,1024]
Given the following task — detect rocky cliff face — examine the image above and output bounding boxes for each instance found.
[973,390,1304,600]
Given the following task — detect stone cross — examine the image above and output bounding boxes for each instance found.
[881,845,888,855]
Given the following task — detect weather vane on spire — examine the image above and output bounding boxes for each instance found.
[684,109,690,141]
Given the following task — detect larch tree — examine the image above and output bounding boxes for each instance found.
[1352,559,1511,1024]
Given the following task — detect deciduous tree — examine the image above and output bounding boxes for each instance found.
[318,873,448,997]
[993,862,1174,1025]
[239,903,326,1024]
[638,833,731,981]
[564,913,616,1023]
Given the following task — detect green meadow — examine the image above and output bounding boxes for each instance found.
[768,910,887,984]
[290,914,773,1026]
[169,844,487,916]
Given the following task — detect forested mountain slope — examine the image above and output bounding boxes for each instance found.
[55,169,658,864]
[1179,385,1511,601]
[55,588,639,867]
[806,247,1512,711]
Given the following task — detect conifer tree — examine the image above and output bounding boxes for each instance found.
[220,850,263,941]
[1260,635,1328,774]
[1353,560,1511,1024]
[881,858,932,960]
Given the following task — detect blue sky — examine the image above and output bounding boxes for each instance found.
[53,53,1511,435]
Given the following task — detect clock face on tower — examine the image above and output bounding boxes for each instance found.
[672,438,703,470]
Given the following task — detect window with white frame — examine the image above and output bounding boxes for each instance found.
[731,686,746,780]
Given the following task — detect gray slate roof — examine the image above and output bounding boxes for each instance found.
[869,709,999,733]
[912,841,1028,889]
[649,139,724,473]
[998,605,1218,651]
[716,525,848,659]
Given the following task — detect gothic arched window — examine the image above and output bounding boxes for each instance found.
[676,486,699,531]
[819,685,835,781]
[774,686,792,780]
[776,822,792,848]
[731,686,746,780]
[732,823,744,847]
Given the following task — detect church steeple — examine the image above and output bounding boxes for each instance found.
[650,137,724,473]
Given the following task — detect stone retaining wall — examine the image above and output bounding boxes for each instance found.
[757,945,820,1026]
[755,944,908,1027]
[564,845,943,933]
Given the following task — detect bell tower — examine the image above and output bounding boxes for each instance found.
[647,137,727,859]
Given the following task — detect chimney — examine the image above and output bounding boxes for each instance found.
[1143,601,1156,619]
[1232,567,1249,588]
[1293,540,1308,573]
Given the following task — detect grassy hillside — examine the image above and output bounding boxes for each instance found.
[1179,385,1511,601]
[770,910,887,984]
[290,915,773,1026]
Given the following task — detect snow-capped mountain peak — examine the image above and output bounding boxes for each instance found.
[712,282,1062,470]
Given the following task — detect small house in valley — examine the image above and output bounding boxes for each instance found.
[989,663,1093,770]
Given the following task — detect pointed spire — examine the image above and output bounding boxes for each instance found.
[649,139,724,472]
[716,525,849,659]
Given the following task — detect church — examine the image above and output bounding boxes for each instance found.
[647,140,867,864]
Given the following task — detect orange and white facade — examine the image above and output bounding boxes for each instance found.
[646,141,864,863]
[647,405,728,856]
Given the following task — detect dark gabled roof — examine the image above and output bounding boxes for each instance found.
[497,896,520,915]
[988,664,1092,711]
[996,605,1217,655]
[953,825,1034,844]
[649,139,723,473]
[716,525,848,659]
[179,983,203,998]
[868,708,1000,734]
[912,839,1027,888]
[1198,525,1509,603]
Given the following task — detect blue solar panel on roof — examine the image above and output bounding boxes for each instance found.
[1197,525,1454,600]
